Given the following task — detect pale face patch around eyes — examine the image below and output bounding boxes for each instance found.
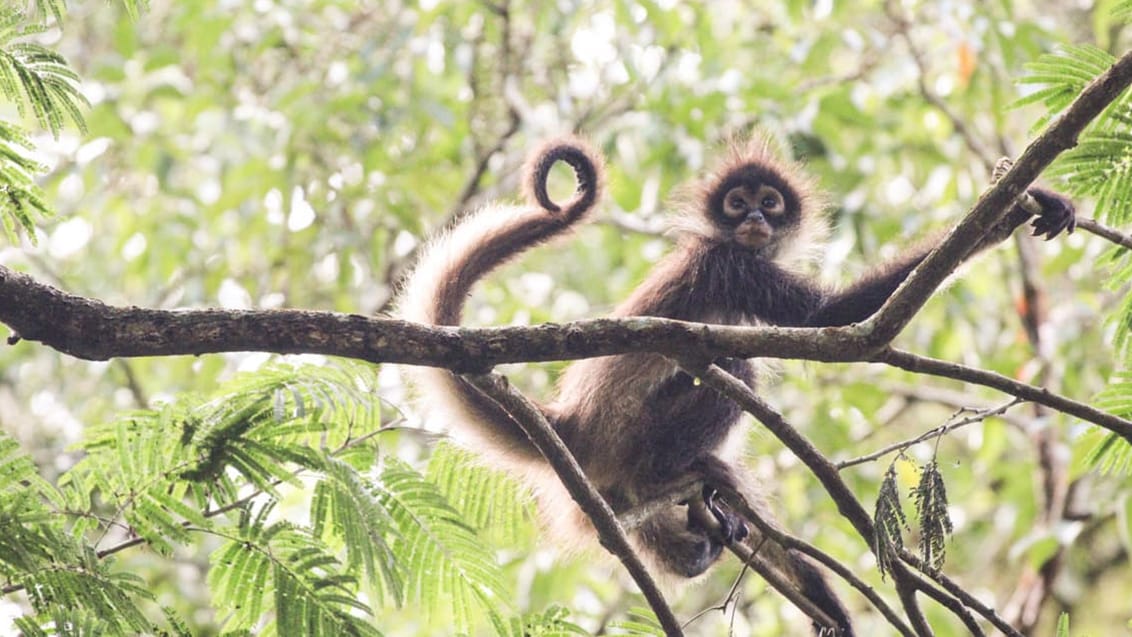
[721,184,786,220]
[721,186,754,219]
[752,184,785,216]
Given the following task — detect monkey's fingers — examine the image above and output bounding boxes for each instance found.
[1026,188,1077,239]
[702,486,750,543]
[1030,212,1074,240]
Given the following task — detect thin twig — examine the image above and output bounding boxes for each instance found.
[1077,216,1132,249]
[874,348,1132,443]
[838,399,1022,470]
[887,5,996,175]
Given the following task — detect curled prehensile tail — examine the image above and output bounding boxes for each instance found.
[393,137,605,462]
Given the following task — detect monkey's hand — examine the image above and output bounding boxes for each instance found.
[1023,187,1076,240]
[687,456,750,543]
[702,485,750,543]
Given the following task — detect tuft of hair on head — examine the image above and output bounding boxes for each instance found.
[520,135,606,220]
[669,131,830,268]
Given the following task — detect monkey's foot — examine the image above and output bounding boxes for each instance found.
[702,485,749,544]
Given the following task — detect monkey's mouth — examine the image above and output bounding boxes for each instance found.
[734,224,771,248]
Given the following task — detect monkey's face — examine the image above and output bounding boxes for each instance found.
[717,183,793,250]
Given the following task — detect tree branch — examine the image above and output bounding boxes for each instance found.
[863,47,1132,347]
[874,348,1132,443]
[1076,216,1132,249]
[837,399,1022,470]
[689,360,1032,636]
[706,484,916,637]
[4,263,1132,444]
[685,362,949,635]
[0,262,851,364]
[461,372,684,636]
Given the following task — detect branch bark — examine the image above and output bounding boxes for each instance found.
[462,372,684,636]
[2,42,1132,637]
[709,485,916,637]
[3,264,1132,444]
[863,47,1132,347]
[874,348,1132,442]
[691,361,1023,637]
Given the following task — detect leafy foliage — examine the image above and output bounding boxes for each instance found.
[0,436,164,635]
[1023,44,1132,228]
[1056,612,1072,637]
[873,463,908,581]
[3,1,1132,635]
[512,606,590,636]
[0,7,90,241]
[1018,44,1132,489]
[910,460,953,573]
[1116,0,1132,22]
[1075,372,1132,476]
[605,608,664,636]
[0,17,87,137]
[0,362,532,636]
[427,442,532,544]
[0,118,48,241]
[1019,45,1132,364]
[209,503,381,637]
[874,456,955,578]
[378,458,511,634]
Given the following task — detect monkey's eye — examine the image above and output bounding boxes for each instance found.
[722,188,750,218]
[755,186,785,215]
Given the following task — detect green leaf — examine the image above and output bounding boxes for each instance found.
[606,608,664,636]
[910,460,953,573]
[379,459,511,634]
[873,462,909,580]
[311,454,404,607]
[208,502,381,636]
[426,442,532,545]
[1056,612,1070,637]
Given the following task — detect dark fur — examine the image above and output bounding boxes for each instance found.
[397,136,1076,637]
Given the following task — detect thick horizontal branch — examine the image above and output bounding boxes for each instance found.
[4,263,1132,444]
[0,263,872,366]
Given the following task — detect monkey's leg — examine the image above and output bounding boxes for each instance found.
[724,470,856,637]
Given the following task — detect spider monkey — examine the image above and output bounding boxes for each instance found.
[395,135,1075,636]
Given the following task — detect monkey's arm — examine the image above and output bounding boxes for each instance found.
[804,249,929,327]
[805,186,1075,328]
